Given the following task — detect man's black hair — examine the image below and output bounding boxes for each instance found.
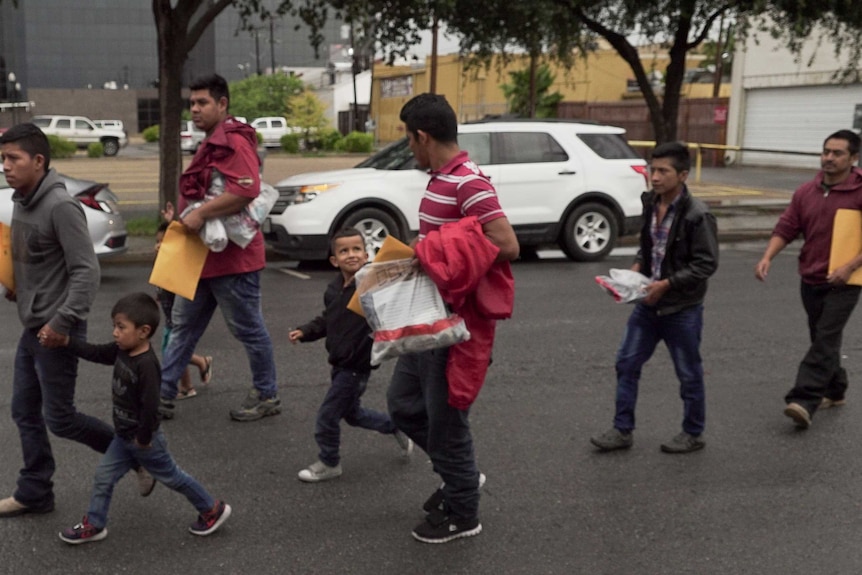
[399,93,458,144]
[824,129,861,156]
[329,227,364,252]
[651,141,691,173]
[189,73,230,109]
[111,292,160,339]
[0,123,51,170]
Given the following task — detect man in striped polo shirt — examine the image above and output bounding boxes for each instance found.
[388,93,519,543]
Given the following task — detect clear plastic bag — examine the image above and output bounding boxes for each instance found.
[595,268,651,303]
[354,258,470,365]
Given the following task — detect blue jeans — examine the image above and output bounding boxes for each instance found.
[160,271,277,400]
[87,430,214,529]
[613,303,706,436]
[786,282,861,414]
[11,323,115,509]
[387,348,480,521]
[315,368,395,467]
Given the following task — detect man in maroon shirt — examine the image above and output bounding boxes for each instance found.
[756,129,862,429]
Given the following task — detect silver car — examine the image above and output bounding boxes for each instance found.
[0,173,128,259]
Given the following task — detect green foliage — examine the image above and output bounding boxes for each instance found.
[87,142,104,158]
[280,133,301,154]
[501,64,564,118]
[47,135,76,159]
[229,73,306,120]
[315,128,343,151]
[125,215,161,237]
[335,131,374,153]
[142,125,159,143]
[288,90,330,138]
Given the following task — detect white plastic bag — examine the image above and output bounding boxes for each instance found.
[595,268,651,303]
[181,201,228,252]
[354,258,470,365]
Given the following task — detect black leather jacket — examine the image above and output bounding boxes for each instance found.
[634,187,719,315]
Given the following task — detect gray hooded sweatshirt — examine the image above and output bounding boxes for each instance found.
[11,168,99,333]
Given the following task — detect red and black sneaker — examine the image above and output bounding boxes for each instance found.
[189,500,231,536]
[59,516,107,545]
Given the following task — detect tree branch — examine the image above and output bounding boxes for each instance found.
[686,4,731,50]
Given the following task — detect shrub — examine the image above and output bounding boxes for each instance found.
[256,131,263,145]
[336,131,374,153]
[47,135,76,159]
[87,142,104,158]
[280,133,301,154]
[142,125,159,143]
[314,128,343,152]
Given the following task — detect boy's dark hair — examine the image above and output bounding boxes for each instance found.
[399,93,458,144]
[157,221,170,233]
[651,141,691,173]
[0,123,51,170]
[824,129,861,156]
[330,227,364,252]
[189,73,230,109]
[111,292,160,338]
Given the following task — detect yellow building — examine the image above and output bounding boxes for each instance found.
[371,48,731,143]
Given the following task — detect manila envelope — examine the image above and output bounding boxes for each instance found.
[347,235,414,316]
[148,221,208,300]
[0,223,13,293]
[829,208,862,286]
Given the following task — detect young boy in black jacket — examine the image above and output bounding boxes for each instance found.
[52,292,230,544]
[289,228,412,482]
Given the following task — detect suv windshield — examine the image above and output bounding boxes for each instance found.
[32,117,51,128]
[577,133,641,159]
[355,138,417,170]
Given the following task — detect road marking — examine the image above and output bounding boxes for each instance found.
[277,268,311,280]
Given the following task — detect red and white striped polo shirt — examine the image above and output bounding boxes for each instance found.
[418,150,505,239]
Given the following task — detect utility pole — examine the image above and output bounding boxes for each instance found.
[349,24,360,132]
[255,29,262,76]
[712,11,725,99]
[269,17,276,73]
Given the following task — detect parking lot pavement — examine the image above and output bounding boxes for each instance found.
[5,248,862,573]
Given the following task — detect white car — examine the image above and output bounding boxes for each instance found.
[31,115,128,157]
[180,120,206,154]
[0,173,128,259]
[264,120,649,262]
[250,116,298,148]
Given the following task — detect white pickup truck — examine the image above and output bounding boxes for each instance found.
[31,115,128,156]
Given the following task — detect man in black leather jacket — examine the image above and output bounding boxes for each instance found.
[591,141,719,454]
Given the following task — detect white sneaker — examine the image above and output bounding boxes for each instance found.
[297,460,342,483]
[393,430,414,458]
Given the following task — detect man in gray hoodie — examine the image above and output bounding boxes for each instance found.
[0,124,151,518]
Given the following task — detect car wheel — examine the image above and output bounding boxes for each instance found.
[102,138,119,157]
[341,208,400,261]
[560,202,618,262]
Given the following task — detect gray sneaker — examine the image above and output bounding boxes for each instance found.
[660,432,705,454]
[393,429,414,458]
[297,460,343,483]
[590,428,633,451]
[229,389,282,422]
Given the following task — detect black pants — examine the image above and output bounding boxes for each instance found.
[785,281,861,415]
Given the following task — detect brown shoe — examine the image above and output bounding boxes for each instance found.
[784,402,811,429]
[0,496,53,518]
[820,397,847,409]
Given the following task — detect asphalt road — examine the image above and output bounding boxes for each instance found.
[2,244,862,573]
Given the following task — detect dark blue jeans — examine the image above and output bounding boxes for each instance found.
[160,271,278,400]
[87,430,214,529]
[613,303,706,436]
[315,368,395,467]
[11,323,114,508]
[785,282,861,414]
[387,347,480,521]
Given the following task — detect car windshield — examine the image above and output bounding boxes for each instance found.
[355,138,417,170]
[577,133,641,159]
[0,172,6,187]
[32,117,51,128]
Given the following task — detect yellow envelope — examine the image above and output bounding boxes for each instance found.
[829,209,862,286]
[148,221,208,300]
[0,223,13,293]
[347,235,414,316]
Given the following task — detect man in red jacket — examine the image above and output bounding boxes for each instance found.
[388,93,519,544]
[756,129,862,429]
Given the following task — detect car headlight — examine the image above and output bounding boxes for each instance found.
[283,183,340,205]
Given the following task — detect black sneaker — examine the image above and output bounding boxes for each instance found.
[158,397,175,420]
[229,389,282,422]
[590,428,633,451]
[412,512,482,544]
[423,472,486,513]
[189,500,231,536]
[59,516,107,545]
[660,432,705,454]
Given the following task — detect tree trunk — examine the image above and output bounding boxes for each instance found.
[155,7,187,213]
[528,51,537,118]
[429,16,439,94]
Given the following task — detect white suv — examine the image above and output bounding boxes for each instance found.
[250,116,297,148]
[264,120,649,261]
[31,115,128,156]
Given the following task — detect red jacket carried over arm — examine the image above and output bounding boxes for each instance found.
[416,216,515,410]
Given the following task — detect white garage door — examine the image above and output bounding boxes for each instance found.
[742,84,862,168]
